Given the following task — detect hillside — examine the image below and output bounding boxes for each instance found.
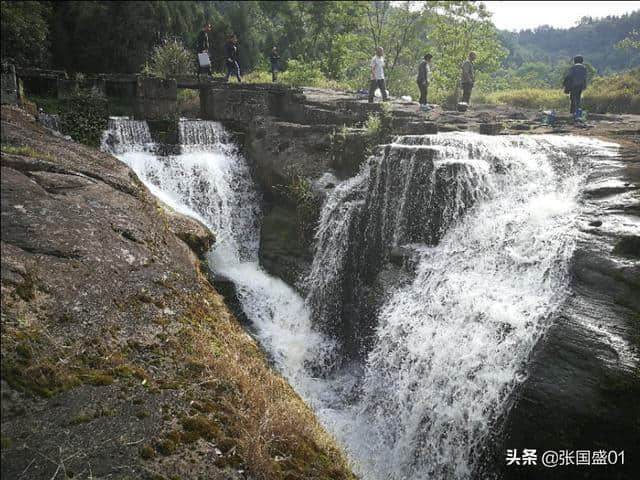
[500,10,640,72]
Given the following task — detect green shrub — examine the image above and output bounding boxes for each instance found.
[479,69,640,114]
[480,88,567,110]
[59,94,108,147]
[275,165,319,246]
[142,36,193,79]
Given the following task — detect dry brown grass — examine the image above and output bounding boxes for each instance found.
[1,269,356,480]
[171,288,356,479]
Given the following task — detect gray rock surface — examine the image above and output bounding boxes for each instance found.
[0,105,356,480]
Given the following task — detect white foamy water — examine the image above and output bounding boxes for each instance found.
[306,133,621,479]
[103,121,621,480]
[101,118,332,387]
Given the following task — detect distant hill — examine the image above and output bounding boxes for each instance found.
[500,11,640,73]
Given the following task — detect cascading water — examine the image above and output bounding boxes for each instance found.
[101,117,332,387]
[305,133,621,480]
[102,119,622,480]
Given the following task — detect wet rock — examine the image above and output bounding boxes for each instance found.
[479,122,502,135]
[589,220,603,227]
[613,235,640,259]
[162,204,215,256]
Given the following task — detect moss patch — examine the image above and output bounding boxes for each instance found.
[1,143,55,161]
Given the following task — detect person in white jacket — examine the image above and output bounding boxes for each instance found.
[368,47,388,103]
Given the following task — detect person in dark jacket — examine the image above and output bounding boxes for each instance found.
[564,55,587,115]
[416,53,432,110]
[460,51,476,105]
[196,23,212,76]
[224,33,241,82]
[269,47,280,82]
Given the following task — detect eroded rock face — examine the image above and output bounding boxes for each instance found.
[161,202,215,256]
[0,105,355,480]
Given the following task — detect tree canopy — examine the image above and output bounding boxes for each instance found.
[1,1,638,100]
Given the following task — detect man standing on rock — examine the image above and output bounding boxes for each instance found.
[368,47,388,103]
[224,33,242,83]
[460,51,476,105]
[565,55,587,116]
[417,53,432,111]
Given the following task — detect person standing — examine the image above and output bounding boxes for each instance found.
[565,55,587,116]
[368,46,388,103]
[224,33,242,82]
[460,51,476,105]
[196,23,212,76]
[417,53,433,110]
[269,47,280,82]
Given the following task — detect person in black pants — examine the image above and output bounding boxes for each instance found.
[417,53,432,110]
[196,23,212,76]
[564,55,587,115]
[224,33,242,82]
[460,51,476,105]
[368,46,388,103]
[269,47,280,82]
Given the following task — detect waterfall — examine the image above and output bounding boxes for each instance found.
[306,140,491,349]
[103,119,621,480]
[102,117,154,154]
[101,117,333,385]
[307,132,620,480]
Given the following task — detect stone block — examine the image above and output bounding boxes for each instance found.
[136,76,177,100]
[134,76,177,119]
[201,87,270,123]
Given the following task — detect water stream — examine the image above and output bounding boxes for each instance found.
[103,119,626,480]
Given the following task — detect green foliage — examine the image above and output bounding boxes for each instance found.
[47,1,224,73]
[142,36,193,78]
[24,95,61,114]
[482,60,597,92]
[500,11,640,72]
[59,95,108,147]
[365,103,392,146]
[615,29,640,51]
[365,113,382,138]
[275,166,318,245]
[479,69,640,114]
[279,59,341,88]
[0,1,51,66]
[4,0,637,115]
[1,144,55,161]
[426,1,507,102]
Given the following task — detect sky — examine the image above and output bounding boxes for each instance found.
[483,1,640,31]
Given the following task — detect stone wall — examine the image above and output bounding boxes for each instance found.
[58,77,106,99]
[134,76,177,120]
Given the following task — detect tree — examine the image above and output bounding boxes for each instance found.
[425,1,506,101]
[616,29,640,51]
[142,36,193,78]
[1,1,51,67]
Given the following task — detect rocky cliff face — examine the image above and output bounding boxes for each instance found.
[0,106,355,480]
